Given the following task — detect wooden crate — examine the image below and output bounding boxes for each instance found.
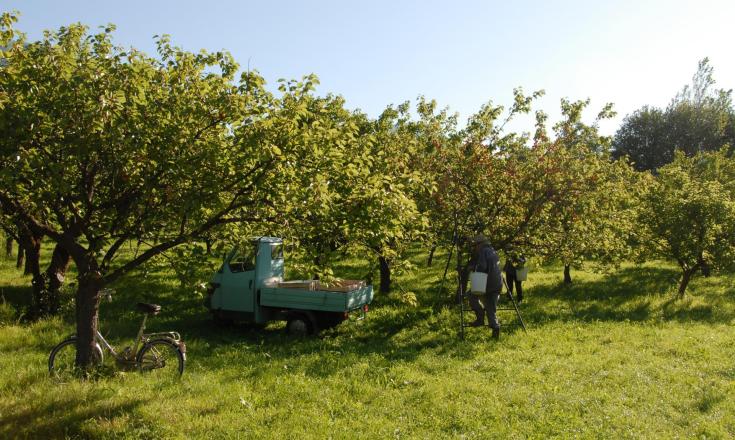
[276,279,367,293]
[317,279,366,293]
[277,280,317,291]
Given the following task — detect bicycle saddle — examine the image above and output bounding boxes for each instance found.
[136,302,161,315]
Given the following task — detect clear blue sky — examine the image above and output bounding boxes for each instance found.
[4,0,734,135]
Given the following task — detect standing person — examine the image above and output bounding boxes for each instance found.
[467,234,503,339]
[503,253,526,303]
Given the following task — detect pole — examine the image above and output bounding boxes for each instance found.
[437,213,459,299]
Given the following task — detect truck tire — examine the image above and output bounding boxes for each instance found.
[286,314,314,336]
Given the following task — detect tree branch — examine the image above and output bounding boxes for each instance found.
[0,191,60,240]
[103,237,186,284]
[100,233,130,273]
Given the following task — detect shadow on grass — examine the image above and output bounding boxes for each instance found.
[533,265,678,302]
[0,393,148,439]
[179,297,525,384]
[0,284,32,324]
[104,293,492,383]
[0,284,32,309]
[519,265,735,325]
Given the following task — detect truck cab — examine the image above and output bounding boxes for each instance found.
[206,237,373,334]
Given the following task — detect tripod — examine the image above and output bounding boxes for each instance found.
[458,272,527,340]
[434,216,527,339]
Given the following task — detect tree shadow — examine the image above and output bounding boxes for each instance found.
[121,293,492,384]
[0,285,32,322]
[0,393,148,439]
[87,256,539,383]
[519,265,735,324]
[189,299,530,384]
[532,265,679,302]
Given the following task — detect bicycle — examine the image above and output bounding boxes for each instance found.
[48,289,186,381]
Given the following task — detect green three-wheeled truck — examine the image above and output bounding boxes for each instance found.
[205,237,373,335]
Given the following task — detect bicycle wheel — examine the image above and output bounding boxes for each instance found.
[136,339,185,378]
[48,337,104,381]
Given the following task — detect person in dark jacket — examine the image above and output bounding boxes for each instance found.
[467,234,502,338]
[503,253,526,303]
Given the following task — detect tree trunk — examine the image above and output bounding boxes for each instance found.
[45,244,71,315]
[456,247,467,304]
[678,269,695,298]
[563,264,572,284]
[17,231,44,317]
[24,255,33,275]
[16,245,24,269]
[427,245,437,267]
[75,269,103,369]
[23,234,41,276]
[441,245,454,286]
[26,240,44,316]
[698,255,710,277]
[378,255,391,294]
[437,244,454,301]
[312,251,328,280]
[5,237,11,258]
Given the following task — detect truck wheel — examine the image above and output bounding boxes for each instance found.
[286,315,314,336]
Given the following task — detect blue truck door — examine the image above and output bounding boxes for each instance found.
[220,243,258,312]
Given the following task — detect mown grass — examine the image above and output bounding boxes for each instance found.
[1,244,734,439]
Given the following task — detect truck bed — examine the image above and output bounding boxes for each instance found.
[260,284,373,312]
[274,279,367,293]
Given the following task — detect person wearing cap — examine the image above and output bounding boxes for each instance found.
[467,234,503,338]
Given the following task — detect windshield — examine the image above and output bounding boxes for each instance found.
[271,244,283,260]
[228,242,258,273]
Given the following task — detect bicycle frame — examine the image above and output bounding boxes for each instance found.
[49,288,186,379]
[94,313,182,363]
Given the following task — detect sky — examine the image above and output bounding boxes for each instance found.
[4,0,734,135]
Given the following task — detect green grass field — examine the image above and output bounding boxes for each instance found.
[1,246,734,439]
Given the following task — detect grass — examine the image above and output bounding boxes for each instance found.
[1,245,734,439]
